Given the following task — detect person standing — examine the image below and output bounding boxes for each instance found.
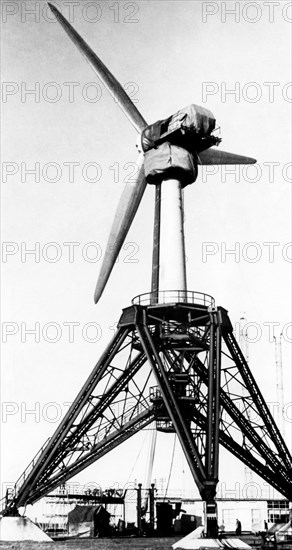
[235,518,242,535]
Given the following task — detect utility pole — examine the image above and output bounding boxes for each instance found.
[274,334,285,438]
[239,316,254,495]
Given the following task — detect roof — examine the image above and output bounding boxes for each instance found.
[68,504,109,523]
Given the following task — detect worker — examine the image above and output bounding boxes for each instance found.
[235,518,242,535]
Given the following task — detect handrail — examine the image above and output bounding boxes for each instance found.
[1,437,52,512]
[14,437,51,489]
[92,398,150,447]
[2,398,151,514]
[132,290,215,307]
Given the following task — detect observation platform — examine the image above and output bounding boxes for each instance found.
[118,290,222,329]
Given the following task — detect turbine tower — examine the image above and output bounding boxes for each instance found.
[1,4,291,541]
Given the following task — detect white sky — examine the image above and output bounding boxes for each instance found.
[1,0,291,513]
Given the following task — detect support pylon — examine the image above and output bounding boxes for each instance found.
[2,294,291,536]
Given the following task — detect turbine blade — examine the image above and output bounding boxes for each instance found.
[198,148,256,165]
[94,153,146,303]
[48,3,147,133]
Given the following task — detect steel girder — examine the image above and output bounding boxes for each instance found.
[136,308,222,502]
[224,331,291,470]
[3,325,154,512]
[184,354,291,499]
[28,409,155,504]
[3,300,292,516]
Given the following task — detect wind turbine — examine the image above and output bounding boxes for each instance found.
[47,3,256,306]
[1,4,291,543]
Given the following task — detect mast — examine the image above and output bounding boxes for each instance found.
[159,179,187,293]
[274,334,285,437]
[239,316,254,494]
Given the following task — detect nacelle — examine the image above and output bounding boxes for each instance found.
[141,104,221,154]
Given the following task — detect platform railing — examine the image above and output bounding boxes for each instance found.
[132,290,215,307]
[0,437,51,513]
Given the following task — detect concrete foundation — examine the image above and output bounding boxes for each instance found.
[172,527,251,549]
[0,516,53,541]
[173,541,251,550]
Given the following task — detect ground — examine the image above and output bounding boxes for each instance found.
[0,537,180,550]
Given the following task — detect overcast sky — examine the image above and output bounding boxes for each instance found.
[1,0,291,514]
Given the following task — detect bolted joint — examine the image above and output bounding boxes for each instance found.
[144,142,198,187]
[201,485,217,503]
